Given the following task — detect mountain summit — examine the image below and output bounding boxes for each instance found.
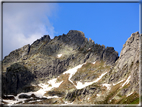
[2,30,140,105]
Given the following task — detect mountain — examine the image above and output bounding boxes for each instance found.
[1,30,140,105]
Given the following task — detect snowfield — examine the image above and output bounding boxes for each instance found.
[75,81,93,89]
[62,62,107,89]
[75,72,108,89]
[3,62,119,105]
[3,99,27,105]
[63,63,85,85]
[3,78,63,105]
[102,84,112,90]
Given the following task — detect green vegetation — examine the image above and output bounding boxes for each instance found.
[130,96,141,104]
[116,92,139,104]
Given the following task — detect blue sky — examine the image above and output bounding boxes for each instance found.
[2,2,139,58]
[52,3,139,56]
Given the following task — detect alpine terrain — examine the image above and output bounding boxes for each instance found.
[1,30,140,105]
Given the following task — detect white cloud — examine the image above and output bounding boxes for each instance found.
[3,3,58,58]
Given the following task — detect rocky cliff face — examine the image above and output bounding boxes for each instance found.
[2,30,140,105]
[2,30,118,80]
[106,32,140,92]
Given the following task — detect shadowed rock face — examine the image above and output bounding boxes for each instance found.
[3,44,31,64]
[2,30,119,82]
[2,30,139,104]
[29,35,51,55]
[2,63,35,95]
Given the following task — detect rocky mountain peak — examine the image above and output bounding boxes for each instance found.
[65,30,87,47]
[104,31,140,98]
[67,30,85,37]
[41,35,51,41]
[120,31,140,57]
[2,30,140,105]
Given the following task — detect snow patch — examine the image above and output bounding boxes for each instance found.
[64,101,73,104]
[35,79,63,98]
[87,48,91,51]
[3,78,63,105]
[28,100,35,103]
[63,63,85,84]
[38,83,51,92]
[96,94,101,97]
[92,61,96,64]
[121,76,131,87]
[47,78,63,88]
[112,79,125,86]
[3,95,14,97]
[126,91,133,97]
[76,81,94,89]
[46,95,59,99]
[33,89,46,98]
[112,76,131,88]
[93,72,107,82]
[37,99,42,102]
[75,72,107,89]
[102,84,112,90]
[3,98,27,105]
[57,54,62,58]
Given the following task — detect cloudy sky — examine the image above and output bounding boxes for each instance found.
[2,1,140,60]
[3,2,58,59]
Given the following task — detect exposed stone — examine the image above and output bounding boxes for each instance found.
[104,31,140,95]
[103,47,119,65]
[3,44,30,65]
[65,83,101,103]
[2,30,139,104]
[29,35,51,55]
[2,63,35,95]
[2,30,118,84]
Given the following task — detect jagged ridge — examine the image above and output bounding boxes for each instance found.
[2,30,140,105]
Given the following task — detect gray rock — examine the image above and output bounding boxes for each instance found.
[2,63,35,95]
[65,83,100,102]
[2,30,119,96]
[105,32,140,94]
[29,35,51,55]
[18,94,36,99]
[103,47,119,65]
[1,30,140,104]
[3,44,30,64]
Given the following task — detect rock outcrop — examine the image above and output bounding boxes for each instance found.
[2,30,118,84]
[105,32,140,92]
[2,30,140,105]
[2,63,35,95]
[62,32,140,104]
[99,32,140,104]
